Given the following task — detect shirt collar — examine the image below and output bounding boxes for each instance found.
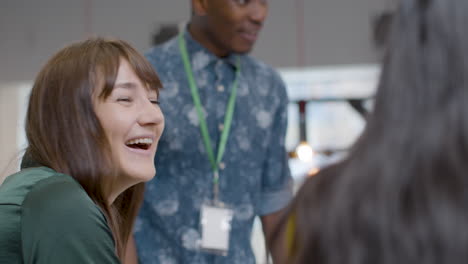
[183,26,241,70]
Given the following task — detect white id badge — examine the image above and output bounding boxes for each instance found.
[199,202,233,256]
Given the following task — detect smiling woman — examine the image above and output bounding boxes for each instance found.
[0,38,164,263]
[94,58,164,203]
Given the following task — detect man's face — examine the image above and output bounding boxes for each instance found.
[200,0,268,55]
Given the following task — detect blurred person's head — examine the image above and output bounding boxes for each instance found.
[189,0,268,56]
[372,11,394,56]
[275,0,468,263]
[25,37,164,259]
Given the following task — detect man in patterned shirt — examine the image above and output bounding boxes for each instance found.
[128,0,293,263]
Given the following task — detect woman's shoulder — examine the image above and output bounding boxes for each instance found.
[17,167,119,263]
[20,167,106,228]
[0,166,109,240]
[0,167,83,206]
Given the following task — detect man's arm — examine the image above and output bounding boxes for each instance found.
[259,69,294,263]
[261,208,288,264]
[124,235,139,264]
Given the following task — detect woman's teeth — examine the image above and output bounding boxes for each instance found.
[126,138,153,145]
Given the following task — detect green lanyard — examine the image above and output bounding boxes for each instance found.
[178,30,241,202]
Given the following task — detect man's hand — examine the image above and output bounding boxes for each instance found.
[261,208,288,264]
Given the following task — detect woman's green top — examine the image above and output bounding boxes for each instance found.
[0,167,120,263]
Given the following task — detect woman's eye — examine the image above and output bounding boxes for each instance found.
[117,98,132,103]
[233,0,267,5]
[233,0,248,5]
[150,99,160,105]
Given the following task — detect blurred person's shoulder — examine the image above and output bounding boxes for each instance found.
[242,54,285,87]
[241,55,287,100]
[145,36,179,70]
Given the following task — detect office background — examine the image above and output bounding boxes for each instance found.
[0,0,394,262]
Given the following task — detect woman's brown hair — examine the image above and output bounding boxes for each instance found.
[24,38,162,260]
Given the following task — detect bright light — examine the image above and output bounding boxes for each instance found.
[296,142,314,162]
[308,167,320,176]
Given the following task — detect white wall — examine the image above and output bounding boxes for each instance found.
[0,82,30,183]
[0,0,391,82]
[0,85,17,183]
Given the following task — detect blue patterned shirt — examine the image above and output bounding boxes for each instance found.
[135,30,293,264]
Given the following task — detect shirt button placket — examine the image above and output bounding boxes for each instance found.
[219,162,226,170]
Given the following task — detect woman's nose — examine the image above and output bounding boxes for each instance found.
[138,99,164,126]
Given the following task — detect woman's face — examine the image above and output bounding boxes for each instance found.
[94,59,164,192]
